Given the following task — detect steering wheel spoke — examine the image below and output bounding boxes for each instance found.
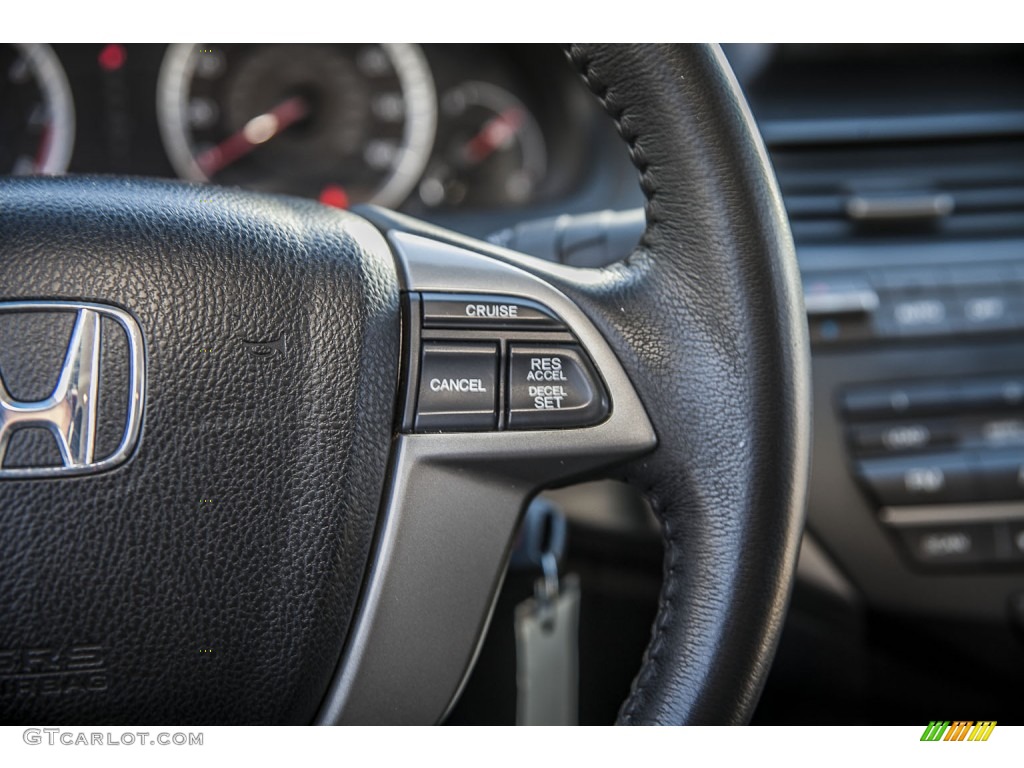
[316,224,655,724]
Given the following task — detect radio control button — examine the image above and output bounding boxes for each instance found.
[857,454,976,505]
[900,524,996,566]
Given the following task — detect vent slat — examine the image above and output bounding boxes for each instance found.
[760,111,1024,146]
[946,186,1024,213]
[790,212,1024,245]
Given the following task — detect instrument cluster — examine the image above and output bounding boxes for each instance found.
[2,44,599,216]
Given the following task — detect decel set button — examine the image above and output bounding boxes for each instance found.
[507,345,608,429]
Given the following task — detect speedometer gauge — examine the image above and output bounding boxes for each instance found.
[418,81,546,209]
[0,44,75,175]
[157,44,436,207]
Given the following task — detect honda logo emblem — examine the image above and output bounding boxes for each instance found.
[0,302,145,478]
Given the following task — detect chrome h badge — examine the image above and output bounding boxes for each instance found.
[0,302,145,478]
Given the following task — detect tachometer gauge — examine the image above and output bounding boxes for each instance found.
[418,81,546,209]
[0,44,75,175]
[157,44,436,208]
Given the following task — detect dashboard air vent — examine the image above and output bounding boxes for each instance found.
[767,121,1024,246]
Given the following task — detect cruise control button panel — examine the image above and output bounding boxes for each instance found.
[507,345,608,429]
[404,292,610,433]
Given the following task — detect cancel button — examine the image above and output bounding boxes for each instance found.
[507,345,609,429]
[416,342,498,432]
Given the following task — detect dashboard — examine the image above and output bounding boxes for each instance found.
[5,42,1024,724]
[731,43,1024,725]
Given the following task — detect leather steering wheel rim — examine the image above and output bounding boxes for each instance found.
[550,43,811,724]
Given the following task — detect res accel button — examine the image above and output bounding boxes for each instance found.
[507,345,608,429]
[416,342,498,432]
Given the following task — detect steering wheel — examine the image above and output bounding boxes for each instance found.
[0,44,809,725]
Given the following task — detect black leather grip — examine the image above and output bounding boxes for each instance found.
[554,44,811,724]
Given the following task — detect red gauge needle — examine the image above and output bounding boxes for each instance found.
[461,107,524,166]
[33,122,53,173]
[196,95,309,177]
